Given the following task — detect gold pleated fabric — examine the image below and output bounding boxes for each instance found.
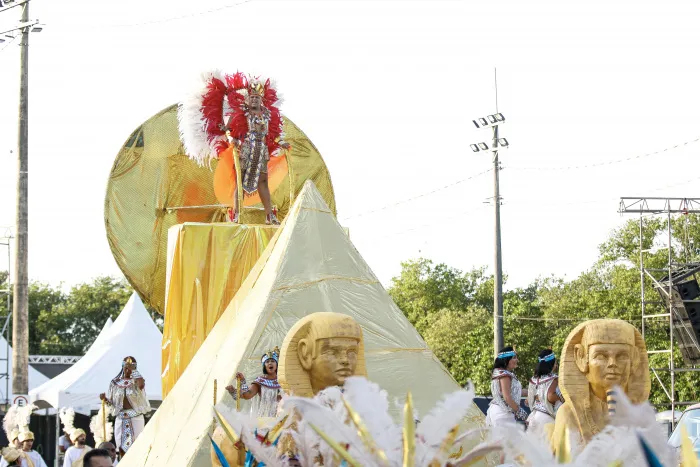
[161,223,278,397]
[104,104,336,315]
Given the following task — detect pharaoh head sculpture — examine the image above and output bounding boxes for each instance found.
[278,312,367,397]
[553,319,650,449]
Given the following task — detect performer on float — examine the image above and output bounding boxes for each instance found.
[486,346,528,426]
[99,356,151,456]
[62,429,91,467]
[225,346,282,418]
[526,349,564,437]
[179,71,289,225]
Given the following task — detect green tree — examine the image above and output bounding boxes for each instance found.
[389,259,548,394]
[0,273,66,354]
[388,258,491,333]
[39,276,133,354]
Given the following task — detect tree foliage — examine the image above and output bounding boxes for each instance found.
[389,214,700,407]
[0,275,160,355]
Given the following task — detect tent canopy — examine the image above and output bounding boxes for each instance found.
[120,181,484,466]
[29,293,162,414]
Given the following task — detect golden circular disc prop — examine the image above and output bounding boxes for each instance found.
[104,104,336,314]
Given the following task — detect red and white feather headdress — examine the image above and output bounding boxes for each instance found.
[178,70,284,166]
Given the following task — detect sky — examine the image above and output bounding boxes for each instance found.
[1,0,700,293]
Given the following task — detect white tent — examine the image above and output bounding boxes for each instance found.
[0,334,49,404]
[29,293,163,414]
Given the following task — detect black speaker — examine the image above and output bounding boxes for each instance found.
[676,279,700,300]
[686,301,700,330]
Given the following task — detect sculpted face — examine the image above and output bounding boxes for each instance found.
[308,337,359,392]
[587,343,632,389]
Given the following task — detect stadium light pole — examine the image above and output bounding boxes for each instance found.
[471,113,509,359]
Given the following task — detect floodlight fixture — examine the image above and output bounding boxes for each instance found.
[498,138,509,147]
[495,113,505,122]
[31,25,42,32]
[470,144,480,152]
[488,115,497,124]
[479,117,488,126]
[472,120,480,129]
[477,142,489,151]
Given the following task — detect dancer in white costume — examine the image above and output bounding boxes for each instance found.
[526,349,565,438]
[486,346,528,426]
[62,430,91,467]
[226,347,282,417]
[100,356,151,456]
[17,431,47,467]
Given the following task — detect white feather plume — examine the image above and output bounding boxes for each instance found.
[490,388,676,466]
[89,404,113,445]
[416,383,475,450]
[59,407,76,435]
[177,69,227,166]
[342,377,403,462]
[16,403,36,432]
[2,405,19,437]
[283,395,375,465]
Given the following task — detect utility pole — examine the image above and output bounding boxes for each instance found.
[471,112,509,358]
[491,124,504,356]
[13,0,30,396]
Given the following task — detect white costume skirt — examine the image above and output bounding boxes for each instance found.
[115,413,145,452]
[486,404,516,426]
[526,410,555,438]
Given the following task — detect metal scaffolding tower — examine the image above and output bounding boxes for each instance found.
[619,197,700,427]
[0,234,12,407]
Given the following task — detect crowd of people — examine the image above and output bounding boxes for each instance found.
[0,355,149,467]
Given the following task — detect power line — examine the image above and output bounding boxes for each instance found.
[510,136,700,172]
[110,0,256,27]
[341,168,492,221]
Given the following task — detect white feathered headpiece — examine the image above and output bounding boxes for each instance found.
[15,403,36,435]
[89,404,113,445]
[59,407,76,436]
[2,405,19,439]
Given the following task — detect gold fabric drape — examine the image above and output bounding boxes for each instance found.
[104,104,336,314]
[161,223,278,397]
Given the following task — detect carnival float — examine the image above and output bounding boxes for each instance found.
[100,71,697,467]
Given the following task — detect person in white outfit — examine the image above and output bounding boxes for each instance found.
[486,346,528,426]
[100,356,151,457]
[226,346,282,418]
[17,431,47,467]
[526,349,565,438]
[62,430,92,467]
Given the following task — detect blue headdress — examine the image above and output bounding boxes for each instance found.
[261,346,280,365]
[538,353,556,363]
[497,350,516,359]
